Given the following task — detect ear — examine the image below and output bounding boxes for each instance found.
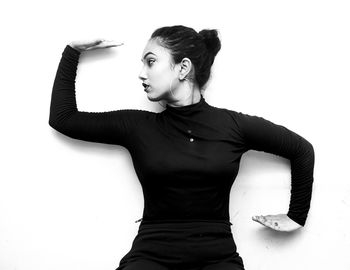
[178,57,192,81]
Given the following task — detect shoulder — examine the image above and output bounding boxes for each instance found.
[206,103,247,127]
[209,104,272,126]
[206,104,273,137]
[109,109,157,129]
[117,109,156,119]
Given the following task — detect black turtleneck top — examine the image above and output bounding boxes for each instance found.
[49,45,315,226]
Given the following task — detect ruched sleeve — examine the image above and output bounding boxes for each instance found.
[231,111,315,226]
[49,45,149,149]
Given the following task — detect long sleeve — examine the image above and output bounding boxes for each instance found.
[233,111,315,226]
[49,45,149,149]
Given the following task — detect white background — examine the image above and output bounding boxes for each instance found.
[1,0,349,269]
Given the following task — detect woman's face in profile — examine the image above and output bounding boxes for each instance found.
[139,39,180,101]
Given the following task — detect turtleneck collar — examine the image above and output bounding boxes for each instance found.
[164,94,207,116]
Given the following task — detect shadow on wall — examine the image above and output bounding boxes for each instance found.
[254,226,302,248]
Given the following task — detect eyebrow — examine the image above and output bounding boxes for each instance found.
[141,52,156,61]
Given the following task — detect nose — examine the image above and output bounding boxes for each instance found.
[138,66,147,81]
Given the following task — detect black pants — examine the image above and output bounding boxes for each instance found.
[115,220,245,270]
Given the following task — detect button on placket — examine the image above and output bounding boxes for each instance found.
[187,129,194,142]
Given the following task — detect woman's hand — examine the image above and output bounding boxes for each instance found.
[252,214,302,232]
[68,38,124,52]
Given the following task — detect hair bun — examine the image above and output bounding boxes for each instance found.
[198,29,221,57]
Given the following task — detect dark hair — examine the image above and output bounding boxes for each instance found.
[150,25,221,90]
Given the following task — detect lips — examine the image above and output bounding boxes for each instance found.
[142,83,150,91]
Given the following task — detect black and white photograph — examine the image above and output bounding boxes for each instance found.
[1,0,349,269]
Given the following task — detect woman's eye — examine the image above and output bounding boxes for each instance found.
[147,59,155,66]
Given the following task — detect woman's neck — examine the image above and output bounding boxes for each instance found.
[166,85,202,108]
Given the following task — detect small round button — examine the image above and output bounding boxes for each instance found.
[189,138,194,142]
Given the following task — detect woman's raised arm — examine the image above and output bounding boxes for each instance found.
[49,40,149,149]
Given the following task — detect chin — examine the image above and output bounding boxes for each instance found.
[145,91,166,102]
[145,92,159,101]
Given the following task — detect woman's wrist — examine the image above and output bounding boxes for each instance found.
[68,43,82,53]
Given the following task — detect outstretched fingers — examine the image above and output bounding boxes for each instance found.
[252,214,302,232]
[252,215,282,231]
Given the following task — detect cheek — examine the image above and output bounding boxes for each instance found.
[151,66,173,87]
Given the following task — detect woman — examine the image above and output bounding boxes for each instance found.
[49,25,315,270]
